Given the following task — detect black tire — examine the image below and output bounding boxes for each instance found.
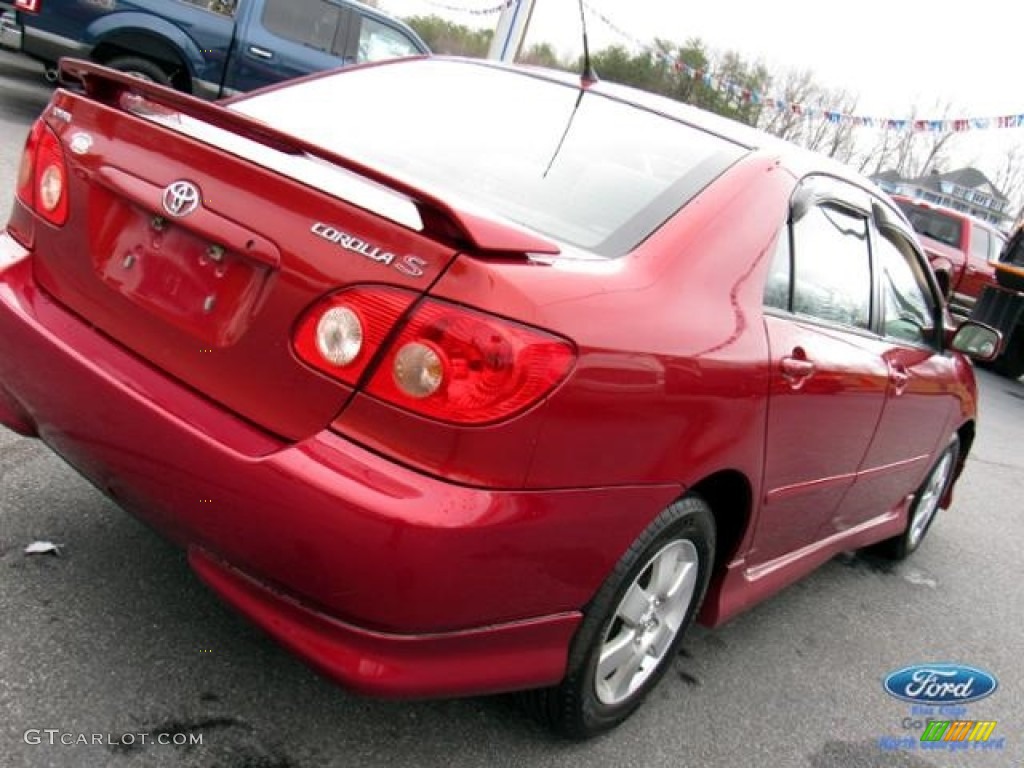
[104,56,172,87]
[871,437,959,561]
[524,495,715,739]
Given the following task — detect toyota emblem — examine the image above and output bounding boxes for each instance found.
[162,180,201,218]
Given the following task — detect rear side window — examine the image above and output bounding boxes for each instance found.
[182,0,234,15]
[790,205,872,329]
[989,230,1006,262]
[233,60,747,257]
[894,201,963,248]
[262,0,342,54]
[355,17,421,63]
[970,226,991,263]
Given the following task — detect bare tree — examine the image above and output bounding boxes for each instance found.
[891,113,920,178]
[855,125,900,176]
[824,95,860,164]
[802,89,859,161]
[758,69,816,143]
[847,106,921,178]
[757,70,859,163]
[913,130,957,177]
[993,143,1024,220]
[909,102,959,177]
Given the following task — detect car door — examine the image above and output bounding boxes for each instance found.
[754,178,890,565]
[955,223,996,313]
[828,210,961,535]
[224,0,353,93]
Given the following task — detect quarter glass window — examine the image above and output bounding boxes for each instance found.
[876,231,936,346]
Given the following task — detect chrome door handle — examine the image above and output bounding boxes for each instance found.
[248,46,274,60]
[890,365,910,395]
[781,355,815,388]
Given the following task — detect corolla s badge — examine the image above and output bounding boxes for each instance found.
[162,180,201,218]
[883,664,997,705]
[311,222,427,278]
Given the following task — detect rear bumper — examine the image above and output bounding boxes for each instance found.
[189,547,577,698]
[0,233,677,696]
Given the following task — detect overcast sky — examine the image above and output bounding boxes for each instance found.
[378,0,1024,191]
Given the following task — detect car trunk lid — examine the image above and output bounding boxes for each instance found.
[24,61,558,441]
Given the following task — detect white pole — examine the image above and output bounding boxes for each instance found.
[487,0,537,62]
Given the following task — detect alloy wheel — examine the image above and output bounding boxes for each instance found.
[594,539,699,706]
[908,451,954,549]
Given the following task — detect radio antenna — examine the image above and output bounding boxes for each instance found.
[578,0,598,83]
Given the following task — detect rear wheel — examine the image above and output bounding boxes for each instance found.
[524,496,715,739]
[872,437,959,560]
[104,56,172,87]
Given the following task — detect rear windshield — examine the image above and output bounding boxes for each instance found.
[233,59,747,257]
[894,200,963,249]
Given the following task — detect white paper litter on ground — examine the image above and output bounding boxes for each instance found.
[24,541,62,556]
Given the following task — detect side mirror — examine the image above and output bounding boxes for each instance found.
[950,321,1002,362]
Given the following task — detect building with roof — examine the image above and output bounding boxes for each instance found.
[872,167,1013,232]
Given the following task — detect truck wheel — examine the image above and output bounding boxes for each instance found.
[991,332,1024,379]
[105,56,172,87]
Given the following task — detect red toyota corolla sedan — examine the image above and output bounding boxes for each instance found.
[0,56,999,737]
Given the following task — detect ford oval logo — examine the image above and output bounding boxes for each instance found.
[162,180,201,218]
[883,664,997,705]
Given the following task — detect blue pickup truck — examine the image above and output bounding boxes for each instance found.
[0,0,428,97]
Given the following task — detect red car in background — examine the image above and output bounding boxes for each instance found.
[0,57,999,738]
[892,194,1006,319]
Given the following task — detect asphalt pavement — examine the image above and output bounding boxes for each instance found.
[0,49,1021,768]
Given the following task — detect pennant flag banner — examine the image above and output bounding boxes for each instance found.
[419,0,514,15]
[583,2,1024,133]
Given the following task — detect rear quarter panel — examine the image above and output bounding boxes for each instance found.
[520,158,792,492]
[339,158,794,501]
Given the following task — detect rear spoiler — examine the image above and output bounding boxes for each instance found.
[57,58,560,256]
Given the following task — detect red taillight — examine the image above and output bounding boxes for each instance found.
[15,121,43,210]
[366,300,574,424]
[16,119,68,227]
[293,286,418,385]
[294,288,576,425]
[34,122,68,226]
[15,0,41,13]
